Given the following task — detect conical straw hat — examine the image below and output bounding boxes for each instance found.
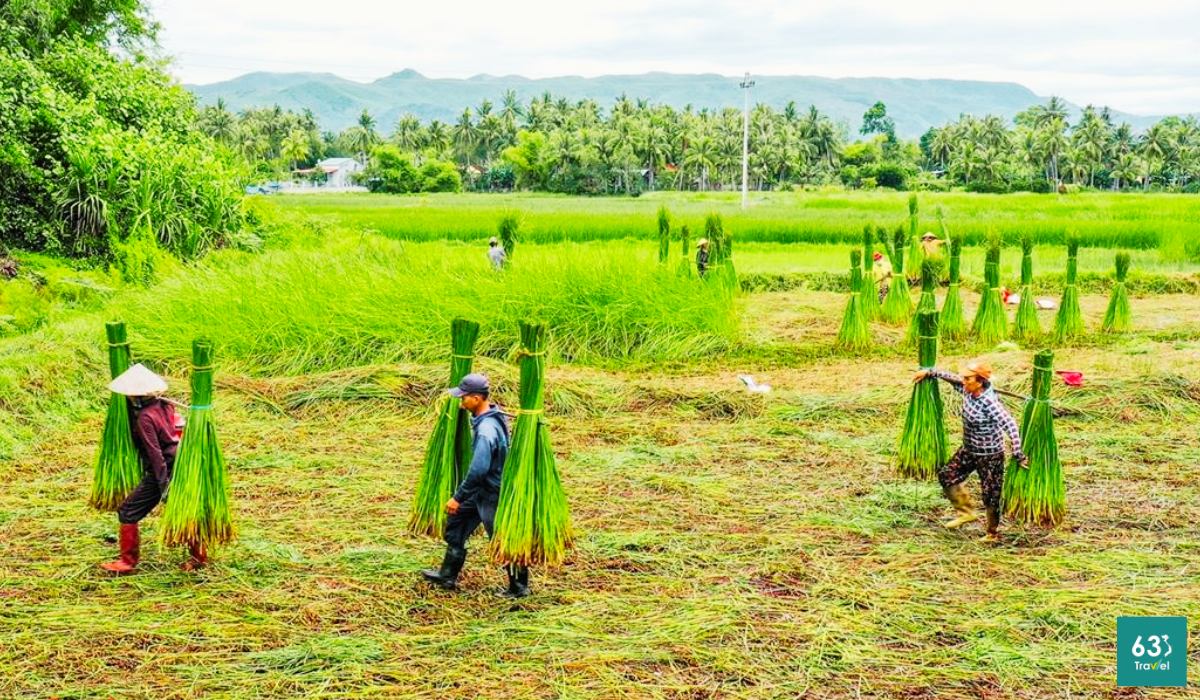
[108,363,168,396]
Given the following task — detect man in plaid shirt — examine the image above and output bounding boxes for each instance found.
[914,360,1027,542]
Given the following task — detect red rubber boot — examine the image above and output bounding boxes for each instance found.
[100,523,140,574]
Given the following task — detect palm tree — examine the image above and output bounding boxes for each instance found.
[393,113,423,151]
[280,129,310,170]
[451,108,476,166]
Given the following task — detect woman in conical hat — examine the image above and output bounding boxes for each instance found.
[100,365,203,573]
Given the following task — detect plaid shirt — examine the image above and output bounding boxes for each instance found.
[932,370,1023,458]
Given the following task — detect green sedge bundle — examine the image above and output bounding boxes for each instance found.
[705,213,729,265]
[1054,236,1086,343]
[160,340,235,550]
[498,211,521,262]
[1002,349,1065,526]
[906,194,923,283]
[89,321,143,511]
[657,206,671,264]
[678,224,692,277]
[491,323,574,567]
[836,250,871,352]
[1012,236,1041,344]
[408,318,481,538]
[859,225,880,320]
[904,260,939,347]
[1101,252,1132,333]
[940,237,967,341]
[881,226,912,324]
[896,311,947,481]
[972,241,1008,346]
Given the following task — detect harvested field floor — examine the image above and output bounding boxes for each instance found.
[3,291,1199,699]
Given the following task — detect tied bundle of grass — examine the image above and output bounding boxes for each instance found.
[940,237,968,341]
[972,240,1008,346]
[836,250,871,352]
[896,311,947,480]
[859,225,880,320]
[89,321,142,511]
[678,224,691,277]
[906,194,923,284]
[904,260,940,346]
[490,323,573,567]
[1012,235,1041,344]
[705,213,729,265]
[498,211,521,261]
[1053,235,1086,343]
[408,318,481,538]
[1002,349,1065,526]
[1101,252,1132,333]
[657,206,671,264]
[160,339,234,550]
[880,226,912,324]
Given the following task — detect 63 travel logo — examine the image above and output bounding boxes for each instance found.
[1118,617,1187,687]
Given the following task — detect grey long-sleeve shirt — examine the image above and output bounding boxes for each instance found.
[452,406,510,506]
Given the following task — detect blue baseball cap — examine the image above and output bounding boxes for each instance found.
[448,373,490,398]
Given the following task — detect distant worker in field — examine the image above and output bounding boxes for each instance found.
[912,361,1027,542]
[696,238,710,278]
[421,373,529,597]
[100,365,205,573]
[873,252,892,302]
[920,232,948,279]
[488,236,506,270]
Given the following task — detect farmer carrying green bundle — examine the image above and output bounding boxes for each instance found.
[695,238,710,278]
[912,361,1027,542]
[421,373,529,598]
[99,364,194,573]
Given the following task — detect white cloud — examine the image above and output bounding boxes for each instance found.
[150,0,1200,115]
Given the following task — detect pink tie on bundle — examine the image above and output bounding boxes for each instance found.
[1056,370,1084,386]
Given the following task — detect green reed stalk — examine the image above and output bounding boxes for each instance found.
[972,242,1008,346]
[859,225,880,320]
[678,224,691,277]
[897,311,947,480]
[881,226,912,324]
[906,194,923,283]
[1002,349,1065,526]
[1101,252,1132,333]
[498,211,521,262]
[1012,236,1041,344]
[160,340,235,550]
[491,323,573,567]
[1054,236,1086,343]
[657,206,671,264]
[940,237,967,341]
[89,321,143,511]
[836,250,871,352]
[408,318,481,538]
[905,260,939,347]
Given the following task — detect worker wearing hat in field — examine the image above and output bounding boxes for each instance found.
[696,238,710,278]
[873,252,893,303]
[100,364,203,573]
[488,236,506,270]
[920,232,948,280]
[422,373,529,597]
[912,361,1027,542]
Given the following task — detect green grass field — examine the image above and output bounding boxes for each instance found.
[2,202,1199,698]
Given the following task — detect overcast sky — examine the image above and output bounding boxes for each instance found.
[150,0,1200,116]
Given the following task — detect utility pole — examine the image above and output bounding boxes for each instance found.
[740,72,755,210]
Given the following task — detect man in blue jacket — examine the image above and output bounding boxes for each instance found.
[421,373,529,597]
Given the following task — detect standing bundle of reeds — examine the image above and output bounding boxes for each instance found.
[160,340,235,550]
[972,240,1008,346]
[836,250,871,352]
[906,194,923,284]
[657,206,671,264]
[705,214,727,264]
[408,318,481,538]
[940,237,968,341]
[896,311,947,480]
[498,211,521,262]
[1054,236,1086,343]
[1012,236,1041,344]
[490,323,573,567]
[859,225,880,320]
[89,321,143,511]
[1002,349,1065,526]
[904,260,939,347]
[1101,252,1132,333]
[678,224,691,277]
[881,226,912,324]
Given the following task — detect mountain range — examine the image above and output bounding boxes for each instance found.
[186,70,1182,139]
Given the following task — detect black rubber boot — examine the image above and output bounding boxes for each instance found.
[498,564,530,598]
[422,546,466,590]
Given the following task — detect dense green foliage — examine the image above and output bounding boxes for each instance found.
[0,0,246,274]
